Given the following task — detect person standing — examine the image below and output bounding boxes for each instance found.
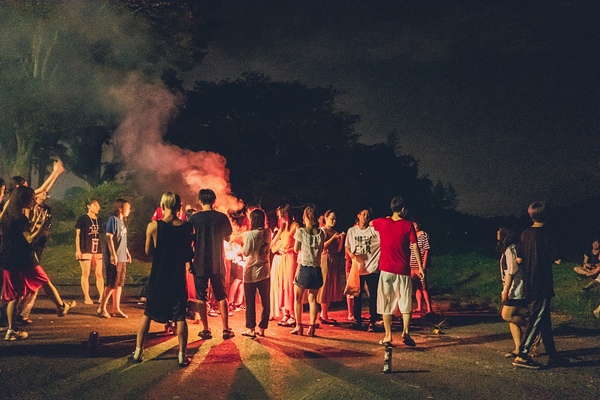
[241,208,272,337]
[411,220,432,315]
[291,205,324,337]
[345,208,380,332]
[270,205,299,326]
[190,188,234,340]
[132,192,193,366]
[97,199,131,319]
[75,198,104,305]
[372,196,423,347]
[317,210,345,325]
[512,201,568,369]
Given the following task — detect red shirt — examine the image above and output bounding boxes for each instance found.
[372,217,416,276]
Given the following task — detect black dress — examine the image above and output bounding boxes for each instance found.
[145,220,193,323]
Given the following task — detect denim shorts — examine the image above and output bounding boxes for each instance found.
[294,265,323,290]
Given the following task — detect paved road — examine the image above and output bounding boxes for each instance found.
[1,286,599,400]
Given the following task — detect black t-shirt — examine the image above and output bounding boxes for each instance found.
[0,214,37,271]
[190,209,232,277]
[75,214,104,254]
[518,226,560,300]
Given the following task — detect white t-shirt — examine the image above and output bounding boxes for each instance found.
[345,225,380,275]
[500,244,525,300]
[294,227,324,267]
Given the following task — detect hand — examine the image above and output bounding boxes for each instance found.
[76,251,82,260]
[53,159,65,175]
[419,268,425,279]
[110,254,117,265]
[126,253,132,263]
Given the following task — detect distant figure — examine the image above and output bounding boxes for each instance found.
[512,201,568,369]
[190,188,234,340]
[241,208,272,337]
[345,207,380,332]
[372,196,423,347]
[97,198,131,319]
[496,226,527,358]
[291,205,324,336]
[410,220,432,314]
[270,204,299,327]
[578,239,600,291]
[75,198,104,305]
[317,210,345,325]
[131,192,193,366]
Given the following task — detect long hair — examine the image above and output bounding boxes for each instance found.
[303,205,317,228]
[250,209,266,231]
[496,226,516,254]
[1,186,35,223]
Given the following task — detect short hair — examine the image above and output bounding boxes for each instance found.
[198,188,216,205]
[250,208,266,230]
[528,201,546,222]
[86,197,100,207]
[8,176,27,194]
[0,178,5,188]
[390,196,406,214]
[160,192,181,213]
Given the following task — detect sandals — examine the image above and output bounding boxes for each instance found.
[307,325,316,337]
[129,352,143,363]
[319,316,337,325]
[223,328,235,340]
[281,317,296,327]
[198,329,212,340]
[290,324,304,336]
[379,339,394,346]
[241,329,256,338]
[255,328,265,337]
[402,335,416,347]
[111,310,129,319]
[97,309,111,319]
[277,316,291,326]
[178,356,192,367]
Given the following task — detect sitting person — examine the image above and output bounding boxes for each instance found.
[574,239,600,278]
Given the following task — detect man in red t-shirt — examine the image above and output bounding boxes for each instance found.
[372,197,423,347]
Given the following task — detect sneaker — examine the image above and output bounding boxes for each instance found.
[513,357,544,370]
[208,309,219,317]
[4,329,28,341]
[58,300,76,317]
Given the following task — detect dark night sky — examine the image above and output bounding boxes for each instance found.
[188,0,600,216]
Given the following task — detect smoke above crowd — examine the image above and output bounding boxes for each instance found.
[0,1,241,211]
[110,74,242,211]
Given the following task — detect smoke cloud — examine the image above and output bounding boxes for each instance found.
[110,74,242,211]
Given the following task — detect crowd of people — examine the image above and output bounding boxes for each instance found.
[3,162,596,373]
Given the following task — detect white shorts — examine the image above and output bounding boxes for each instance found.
[377,271,412,315]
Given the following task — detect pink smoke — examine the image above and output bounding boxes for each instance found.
[109,74,243,211]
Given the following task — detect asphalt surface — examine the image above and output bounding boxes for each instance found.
[0,285,599,400]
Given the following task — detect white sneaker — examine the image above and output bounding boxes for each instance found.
[58,300,77,317]
[4,329,28,341]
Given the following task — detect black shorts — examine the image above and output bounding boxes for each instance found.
[105,261,126,288]
[194,273,227,302]
[503,298,528,307]
[294,265,323,290]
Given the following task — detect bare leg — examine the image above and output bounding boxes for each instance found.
[92,258,105,302]
[98,287,115,314]
[218,298,229,330]
[320,302,330,320]
[228,279,242,305]
[79,260,93,304]
[135,315,151,349]
[414,289,423,312]
[40,280,65,310]
[382,314,393,342]
[423,289,432,313]
[6,299,17,332]
[502,306,525,353]
[347,295,354,319]
[111,286,124,314]
[293,285,304,327]
[197,300,209,331]
[177,320,188,355]
[307,289,318,325]
[401,313,411,337]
